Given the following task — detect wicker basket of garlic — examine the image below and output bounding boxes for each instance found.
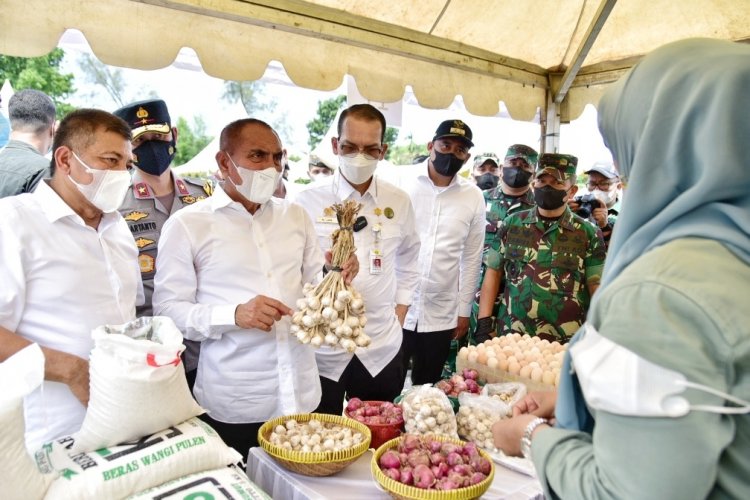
[457,333,567,391]
[257,413,371,476]
[291,200,372,352]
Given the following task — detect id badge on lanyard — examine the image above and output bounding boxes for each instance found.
[370,223,383,275]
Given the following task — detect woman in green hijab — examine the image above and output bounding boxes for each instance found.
[492,38,750,499]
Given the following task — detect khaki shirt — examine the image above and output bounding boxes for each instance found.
[119,170,212,317]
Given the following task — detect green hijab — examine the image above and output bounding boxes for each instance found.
[597,38,750,289]
[556,38,750,432]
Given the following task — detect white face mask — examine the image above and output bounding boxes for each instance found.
[227,155,280,205]
[68,152,131,213]
[592,187,618,207]
[571,323,750,418]
[339,153,379,185]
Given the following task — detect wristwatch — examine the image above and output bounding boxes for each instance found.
[520,417,548,460]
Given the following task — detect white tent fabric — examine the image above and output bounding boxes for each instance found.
[1,0,749,121]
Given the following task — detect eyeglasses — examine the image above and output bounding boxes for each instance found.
[245,150,285,165]
[587,181,614,190]
[338,142,384,160]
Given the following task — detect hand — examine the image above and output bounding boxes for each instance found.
[66,354,90,408]
[491,414,539,457]
[474,316,495,344]
[235,295,292,331]
[325,250,359,285]
[567,199,581,212]
[395,304,408,327]
[453,316,469,340]
[592,201,609,228]
[513,390,557,420]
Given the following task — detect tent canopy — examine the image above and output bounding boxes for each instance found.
[2,0,749,122]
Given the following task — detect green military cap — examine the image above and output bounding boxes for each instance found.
[505,144,539,167]
[535,153,578,182]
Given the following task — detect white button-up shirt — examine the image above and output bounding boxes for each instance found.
[153,186,324,423]
[399,161,485,331]
[0,180,140,450]
[292,173,421,380]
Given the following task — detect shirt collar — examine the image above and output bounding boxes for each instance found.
[335,171,379,204]
[34,179,122,228]
[211,183,274,216]
[528,206,577,231]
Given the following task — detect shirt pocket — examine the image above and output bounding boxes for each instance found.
[550,253,582,296]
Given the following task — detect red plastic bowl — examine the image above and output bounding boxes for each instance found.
[345,400,404,449]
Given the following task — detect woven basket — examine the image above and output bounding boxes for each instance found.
[258,413,371,477]
[371,435,495,500]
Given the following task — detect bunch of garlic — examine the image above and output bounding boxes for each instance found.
[267,417,366,453]
[291,200,371,352]
[291,284,370,352]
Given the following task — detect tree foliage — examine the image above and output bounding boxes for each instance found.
[0,48,75,119]
[222,80,291,145]
[385,133,428,165]
[306,95,346,150]
[76,53,157,108]
[173,116,213,166]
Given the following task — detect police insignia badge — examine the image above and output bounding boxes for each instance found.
[203,180,214,197]
[324,207,334,217]
[374,208,382,216]
[384,207,394,219]
[135,237,156,249]
[124,210,149,222]
[139,254,155,273]
[181,195,196,204]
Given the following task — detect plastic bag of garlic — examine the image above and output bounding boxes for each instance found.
[457,333,567,391]
[290,200,371,352]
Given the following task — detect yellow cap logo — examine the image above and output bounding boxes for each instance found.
[136,106,149,119]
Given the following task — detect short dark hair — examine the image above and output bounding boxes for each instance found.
[9,89,56,134]
[219,118,278,154]
[337,104,386,143]
[50,109,132,175]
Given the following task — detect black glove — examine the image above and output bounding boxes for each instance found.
[474,317,495,344]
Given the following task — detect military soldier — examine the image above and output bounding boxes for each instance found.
[114,99,212,385]
[469,144,537,345]
[477,153,606,343]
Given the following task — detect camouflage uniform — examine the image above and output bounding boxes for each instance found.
[467,144,538,345]
[485,154,606,343]
[119,171,212,316]
[466,188,535,338]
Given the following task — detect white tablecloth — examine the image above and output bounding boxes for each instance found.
[246,447,544,500]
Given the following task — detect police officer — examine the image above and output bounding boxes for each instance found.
[470,144,537,344]
[114,99,212,386]
[476,153,606,343]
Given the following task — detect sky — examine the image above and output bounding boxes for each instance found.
[56,29,611,171]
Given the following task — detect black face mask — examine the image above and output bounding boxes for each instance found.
[534,185,568,210]
[133,139,176,176]
[431,151,465,177]
[475,173,498,190]
[502,167,532,188]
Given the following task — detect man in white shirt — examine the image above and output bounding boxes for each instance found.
[292,104,420,415]
[0,109,141,451]
[400,120,485,385]
[153,118,357,461]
